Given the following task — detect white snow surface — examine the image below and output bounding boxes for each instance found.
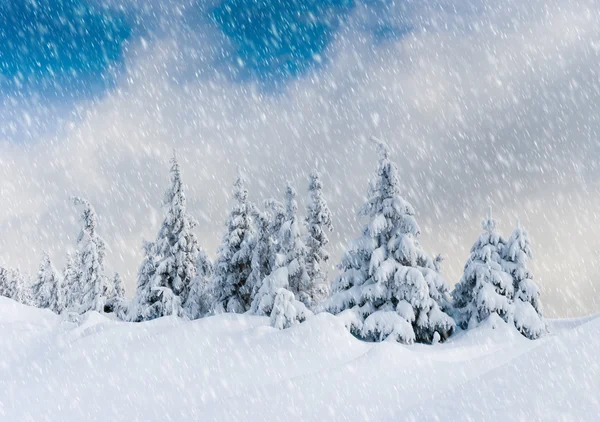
[1,297,598,421]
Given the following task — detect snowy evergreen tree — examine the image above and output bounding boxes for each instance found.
[270,288,311,330]
[247,205,273,305]
[105,273,127,317]
[305,170,334,306]
[63,251,81,312]
[212,174,254,313]
[249,199,294,315]
[72,197,110,314]
[264,198,287,273]
[452,208,514,329]
[31,253,62,312]
[0,266,8,299]
[128,241,161,321]
[184,249,213,320]
[0,267,29,304]
[251,266,312,328]
[11,269,28,304]
[325,140,454,344]
[503,221,546,339]
[274,183,314,308]
[129,154,200,321]
[112,272,126,300]
[53,271,67,314]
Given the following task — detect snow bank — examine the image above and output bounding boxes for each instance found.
[0,298,599,421]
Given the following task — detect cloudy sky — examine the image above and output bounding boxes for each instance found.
[1,0,599,317]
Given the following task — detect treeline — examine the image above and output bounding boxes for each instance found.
[0,141,546,343]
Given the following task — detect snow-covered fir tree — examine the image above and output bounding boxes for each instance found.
[0,266,16,300]
[128,241,159,321]
[247,205,273,305]
[264,198,287,272]
[31,253,64,313]
[248,199,288,314]
[276,183,312,306]
[452,208,514,329]
[503,221,546,339]
[270,287,311,330]
[63,251,81,312]
[251,265,312,329]
[212,174,254,313]
[31,254,54,309]
[105,273,127,318]
[129,154,200,321]
[184,249,213,320]
[249,190,315,328]
[112,272,126,300]
[72,197,110,313]
[304,170,334,305]
[325,140,454,344]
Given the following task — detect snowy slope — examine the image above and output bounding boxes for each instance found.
[0,296,598,421]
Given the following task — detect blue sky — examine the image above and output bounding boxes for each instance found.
[0,0,131,99]
[0,0,414,104]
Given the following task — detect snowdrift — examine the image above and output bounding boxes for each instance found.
[0,296,598,421]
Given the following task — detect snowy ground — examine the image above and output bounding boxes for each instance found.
[1,297,598,421]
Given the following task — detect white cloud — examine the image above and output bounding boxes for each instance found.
[1,0,599,317]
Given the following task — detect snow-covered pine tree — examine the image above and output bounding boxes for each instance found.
[503,220,546,339]
[305,170,334,306]
[249,199,290,314]
[452,208,514,329]
[247,205,273,306]
[184,249,213,320]
[112,272,126,299]
[129,154,200,321]
[63,251,81,312]
[325,140,454,344]
[0,266,27,304]
[105,273,127,317]
[53,271,67,315]
[264,198,286,272]
[0,266,15,300]
[276,183,312,306]
[128,241,159,321]
[72,197,110,314]
[248,192,315,328]
[0,266,7,299]
[212,174,254,313]
[31,253,60,310]
[270,287,311,330]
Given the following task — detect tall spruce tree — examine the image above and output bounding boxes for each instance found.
[277,183,312,306]
[325,140,454,344]
[0,266,20,301]
[249,199,292,315]
[31,253,61,311]
[63,251,81,312]
[105,272,127,317]
[305,170,333,305]
[452,208,514,329]
[503,221,546,339]
[184,250,213,320]
[112,272,126,300]
[128,241,160,321]
[248,205,273,307]
[212,174,254,313]
[72,197,110,313]
[129,154,200,321]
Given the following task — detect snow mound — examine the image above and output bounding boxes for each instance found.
[0,298,599,421]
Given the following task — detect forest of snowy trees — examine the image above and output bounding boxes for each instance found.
[0,142,546,342]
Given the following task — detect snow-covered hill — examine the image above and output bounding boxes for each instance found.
[0,296,598,421]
